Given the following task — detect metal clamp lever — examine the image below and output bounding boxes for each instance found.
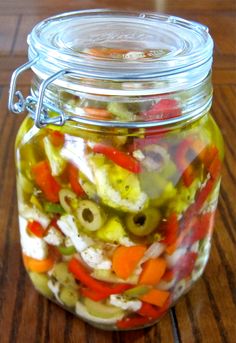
[8,57,39,114]
[34,69,69,128]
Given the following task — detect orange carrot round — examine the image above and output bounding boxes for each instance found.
[140,289,170,307]
[139,258,167,285]
[112,245,146,279]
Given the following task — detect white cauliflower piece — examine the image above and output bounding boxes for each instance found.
[19,204,50,228]
[109,294,142,311]
[19,216,48,260]
[81,247,112,270]
[44,227,64,246]
[92,163,148,213]
[57,215,93,252]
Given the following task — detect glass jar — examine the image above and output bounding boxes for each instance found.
[9,10,224,331]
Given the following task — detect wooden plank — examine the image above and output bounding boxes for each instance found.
[0,16,19,55]
[13,15,46,55]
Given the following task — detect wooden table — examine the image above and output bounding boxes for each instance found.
[0,1,235,342]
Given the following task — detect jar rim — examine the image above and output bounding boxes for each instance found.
[28,10,213,95]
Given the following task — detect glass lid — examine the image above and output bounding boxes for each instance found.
[28,10,213,94]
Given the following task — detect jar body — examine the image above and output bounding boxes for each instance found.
[15,105,224,330]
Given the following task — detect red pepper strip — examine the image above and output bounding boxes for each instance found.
[176,138,206,187]
[175,252,198,280]
[117,297,171,329]
[92,144,141,174]
[68,258,131,296]
[27,221,45,238]
[68,163,85,196]
[116,315,152,329]
[138,297,171,319]
[141,99,181,120]
[162,269,175,282]
[32,161,61,203]
[48,130,65,147]
[161,213,179,246]
[182,211,216,246]
[81,288,110,301]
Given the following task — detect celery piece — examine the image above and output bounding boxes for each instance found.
[60,286,78,307]
[29,272,53,298]
[84,297,125,319]
[18,174,34,194]
[30,195,43,211]
[124,285,150,298]
[91,269,138,285]
[58,245,77,256]
[52,262,77,287]
[107,102,135,121]
[44,202,65,214]
[96,217,126,243]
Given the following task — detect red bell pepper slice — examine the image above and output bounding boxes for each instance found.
[68,258,131,297]
[182,212,215,246]
[68,163,85,196]
[48,130,65,147]
[175,137,206,187]
[161,213,179,246]
[116,315,152,329]
[138,297,171,319]
[81,288,111,301]
[92,144,141,173]
[27,221,45,238]
[141,99,181,121]
[32,160,61,203]
[175,252,198,280]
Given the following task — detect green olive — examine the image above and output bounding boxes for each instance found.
[126,208,161,237]
[76,200,105,231]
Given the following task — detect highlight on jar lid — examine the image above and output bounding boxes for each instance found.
[28,10,214,95]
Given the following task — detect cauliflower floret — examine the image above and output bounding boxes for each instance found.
[57,215,93,252]
[91,163,148,213]
[19,216,48,260]
[44,227,64,246]
[109,294,142,311]
[19,204,50,228]
[81,247,112,270]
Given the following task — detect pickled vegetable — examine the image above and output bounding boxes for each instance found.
[15,108,223,331]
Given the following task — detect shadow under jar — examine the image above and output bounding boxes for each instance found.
[9,10,224,331]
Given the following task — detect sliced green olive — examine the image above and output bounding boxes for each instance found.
[76,200,105,231]
[126,208,161,236]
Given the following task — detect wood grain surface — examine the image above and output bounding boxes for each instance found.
[0,1,235,342]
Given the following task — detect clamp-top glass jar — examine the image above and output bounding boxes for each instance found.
[9,10,224,330]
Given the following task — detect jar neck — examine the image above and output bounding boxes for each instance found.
[30,73,212,129]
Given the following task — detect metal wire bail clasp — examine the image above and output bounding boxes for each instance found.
[34,69,68,128]
[8,56,39,114]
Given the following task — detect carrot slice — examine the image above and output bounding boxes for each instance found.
[139,258,167,285]
[112,246,146,279]
[140,289,170,307]
[32,160,61,203]
[84,107,111,119]
[23,254,54,273]
[68,163,85,196]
